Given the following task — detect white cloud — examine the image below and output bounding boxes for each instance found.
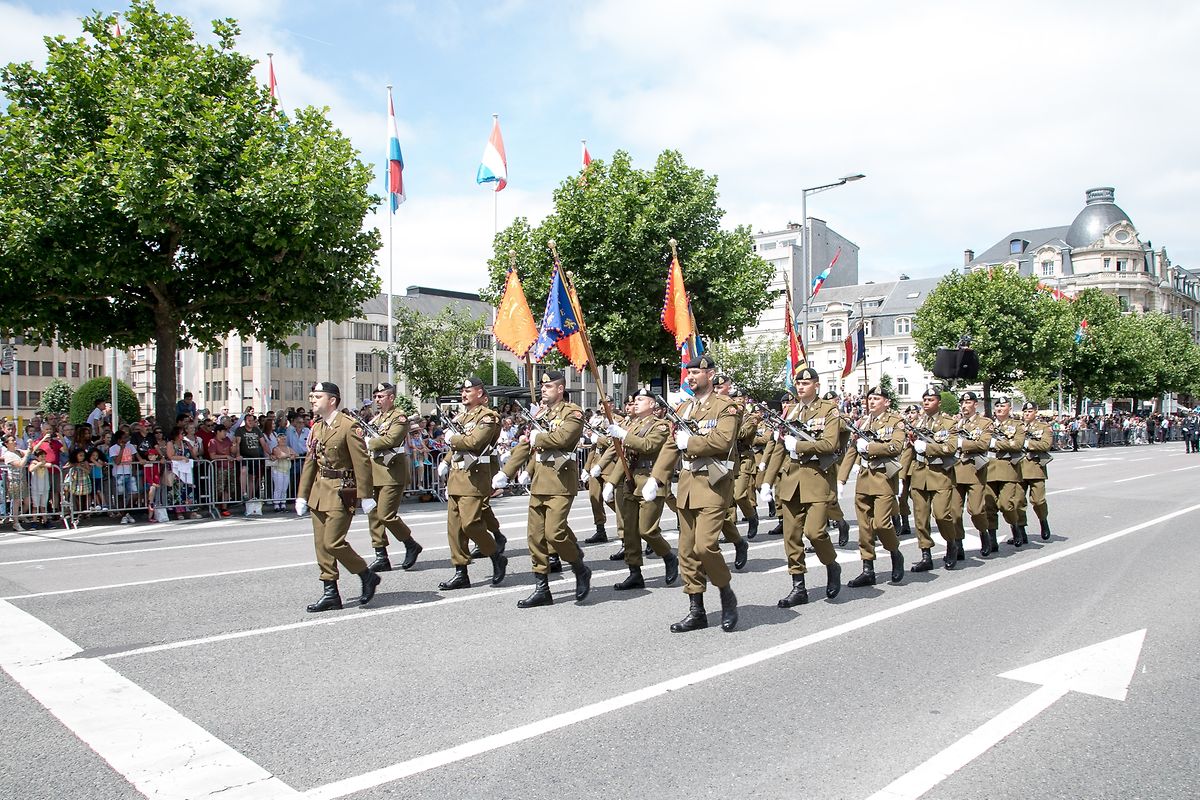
[0,3,86,67]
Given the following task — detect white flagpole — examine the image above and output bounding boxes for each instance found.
[491,112,499,386]
[387,85,396,385]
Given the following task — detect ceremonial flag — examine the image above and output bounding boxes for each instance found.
[677,304,705,393]
[493,268,539,358]
[268,54,278,101]
[476,116,508,192]
[810,246,841,298]
[661,251,694,347]
[558,274,590,369]
[386,90,405,210]
[841,323,866,379]
[582,140,592,168]
[783,287,807,389]
[1074,319,1089,344]
[530,262,585,367]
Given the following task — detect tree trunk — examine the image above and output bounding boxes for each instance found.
[982,380,992,417]
[154,308,181,430]
[1074,391,1084,418]
[624,355,640,401]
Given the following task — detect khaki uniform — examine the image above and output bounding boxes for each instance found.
[672,393,739,594]
[826,421,854,523]
[442,405,501,567]
[897,444,915,518]
[847,410,906,560]
[364,407,414,549]
[762,399,840,574]
[952,413,997,537]
[1020,419,1053,523]
[298,413,375,581]
[907,411,960,549]
[717,403,746,545]
[603,416,673,566]
[985,418,1027,526]
[584,431,611,528]
[728,409,760,529]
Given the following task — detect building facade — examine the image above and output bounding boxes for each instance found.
[1,339,113,419]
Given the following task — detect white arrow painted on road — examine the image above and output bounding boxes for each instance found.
[867,629,1147,800]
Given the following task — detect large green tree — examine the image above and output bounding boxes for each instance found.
[1117,311,1200,408]
[483,150,775,392]
[710,336,788,401]
[0,1,380,428]
[1057,290,1141,416]
[383,304,491,401]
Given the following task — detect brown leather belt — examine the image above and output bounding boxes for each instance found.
[319,468,350,479]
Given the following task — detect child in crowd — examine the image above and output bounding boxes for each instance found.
[64,449,92,517]
[87,448,108,510]
[143,449,162,521]
[28,450,52,528]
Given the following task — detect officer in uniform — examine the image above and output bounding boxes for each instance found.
[823,390,854,547]
[296,382,380,613]
[758,367,842,607]
[436,376,508,590]
[712,375,750,568]
[907,387,961,571]
[951,391,995,563]
[1019,401,1055,543]
[894,405,918,536]
[984,396,1027,552]
[362,383,423,573]
[501,371,592,608]
[582,417,610,544]
[729,388,762,539]
[602,388,680,589]
[846,386,907,586]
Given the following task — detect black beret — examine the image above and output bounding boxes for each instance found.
[959,391,978,402]
[1022,401,1038,411]
[461,376,484,389]
[994,396,1012,406]
[865,386,886,398]
[728,387,743,398]
[541,370,566,384]
[822,390,839,400]
[795,367,820,382]
[631,387,655,399]
[713,373,730,386]
[373,382,396,394]
[922,386,940,398]
[904,404,919,413]
[311,382,340,397]
[684,353,718,370]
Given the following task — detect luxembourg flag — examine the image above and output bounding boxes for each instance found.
[841,322,866,379]
[386,89,405,211]
[476,115,508,192]
[810,246,841,298]
[1074,318,1089,343]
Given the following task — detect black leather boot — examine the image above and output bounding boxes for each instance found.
[401,539,423,570]
[911,548,934,572]
[956,540,966,561]
[767,499,776,518]
[1007,524,1019,546]
[645,543,655,555]
[663,550,680,585]
[719,585,738,632]
[747,514,759,539]
[438,565,471,591]
[891,515,904,535]
[368,547,393,572]
[548,554,563,573]
[733,537,749,570]
[943,544,957,569]
[517,574,554,608]
[848,560,876,588]
[608,547,626,561]
[357,569,381,606]
[837,520,850,547]
[1040,518,1051,540]
[306,580,342,613]
[990,529,1000,553]
[767,521,783,536]
[614,566,644,590]
[826,560,842,598]
[1017,526,1029,546]
[670,593,708,632]
[889,550,905,583]
[472,531,506,559]
[900,517,912,537]
[778,574,809,607]
[584,524,607,544]
[490,552,508,586]
[571,560,592,601]
[980,530,995,557]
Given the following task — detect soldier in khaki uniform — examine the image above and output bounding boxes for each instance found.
[712,376,750,567]
[907,388,961,572]
[296,382,380,613]
[501,371,592,608]
[951,391,996,562]
[894,405,918,536]
[759,367,843,608]
[362,383,423,573]
[601,388,680,589]
[823,390,854,548]
[1020,401,1055,543]
[845,386,907,587]
[582,418,610,544]
[436,376,509,591]
[729,389,762,539]
[984,396,1027,552]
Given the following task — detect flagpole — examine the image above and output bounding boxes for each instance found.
[506,250,536,404]
[491,113,499,386]
[386,85,396,385]
[859,299,869,390]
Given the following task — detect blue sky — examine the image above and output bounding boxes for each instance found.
[5,1,1200,297]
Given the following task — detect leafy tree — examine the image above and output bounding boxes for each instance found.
[383,304,491,401]
[0,1,380,429]
[395,395,417,417]
[1014,375,1056,408]
[1057,290,1141,416]
[69,376,139,425]
[494,360,520,387]
[38,378,73,415]
[709,336,788,400]
[913,269,1072,411]
[877,372,898,409]
[1117,312,1200,408]
[483,150,776,391]
[939,391,960,416]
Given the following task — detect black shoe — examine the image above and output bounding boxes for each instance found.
[719,585,738,632]
[837,520,850,547]
[900,518,912,537]
[517,574,554,608]
[767,499,776,518]
[438,566,471,591]
[1007,524,1019,546]
[747,515,759,539]
[368,547,393,573]
[584,524,607,544]
[847,560,876,588]
[670,594,708,632]
[614,566,644,590]
[911,548,934,572]
[548,554,563,573]
[956,541,966,561]
[490,553,508,586]
[401,539,423,570]
[767,521,783,536]
[778,574,809,608]
[1040,519,1051,541]
[733,537,749,570]
[571,560,592,601]
[357,569,381,606]
[990,529,1000,553]
[943,545,957,569]
[306,580,342,613]
[493,530,507,554]
[826,560,842,598]
[663,550,680,586]
[1017,526,1029,546]
[889,550,905,583]
[608,547,626,561]
[980,530,995,557]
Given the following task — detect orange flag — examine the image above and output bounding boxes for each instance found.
[661,251,693,347]
[557,276,590,370]
[493,267,539,358]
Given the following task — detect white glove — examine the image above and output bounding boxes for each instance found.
[856,438,869,455]
[601,482,615,503]
[758,484,774,504]
[757,461,766,472]
[837,481,846,499]
[989,437,997,449]
[783,434,799,454]
[957,437,965,450]
[913,440,927,454]
[589,464,603,478]
[674,431,690,452]
[528,431,540,448]
[587,432,598,445]
[437,460,450,478]
[607,423,627,440]
[518,469,531,486]
[491,472,509,489]
[294,498,308,515]
[361,498,377,514]
[641,479,659,502]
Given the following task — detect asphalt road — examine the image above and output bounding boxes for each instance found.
[2,443,1197,800]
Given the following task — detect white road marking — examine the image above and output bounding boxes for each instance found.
[1112,473,1157,484]
[1045,487,1084,496]
[1171,464,1200,472]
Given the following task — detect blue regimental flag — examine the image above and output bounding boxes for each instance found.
[530,263,581,362]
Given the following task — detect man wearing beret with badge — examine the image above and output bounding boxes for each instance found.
[363,383,423,573]
[951,391,996,561]
[907,387,962,571]
[712,376,753,561]
[296,382,380,613]
[1019,401,1055,544]
[984,396,1027,552]
[845,386,907,587]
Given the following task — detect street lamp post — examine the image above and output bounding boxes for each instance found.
[800,174,865,361]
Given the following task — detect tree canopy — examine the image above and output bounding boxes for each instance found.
[0,1,380,427]
[710,336,788,401]
[383,304,492,401]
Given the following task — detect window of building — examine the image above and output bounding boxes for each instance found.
[828,321,843,339]
[895,317,911,334]
[1009,239,1025,254]
[1118,295,1130,312]
[306,349,317,369]
[58,361,66,377]
[1116,260,1127,272]
[270,380,280,401]
[779,238,795,247]
[355,352,374,372]
[862,320,873,337]
[17,391,28,407]
[897,377,910,396]
[41,360,52,376]
[475,333,493,350]
[71,363,80,378]
[807,324,818,341]
[897,346,909,365]
[376,324,389,342]
[1041,261,1054,277]
[826,349,838,365]
[88,364,103,378]
[357,383,372,404]
[1103,258,1111,270]
[28,391,41,405]
[760,241,777,251]
[269,350,281,368]
[0,390,7,406]
[24,361,36,377]
[352,321,374,340]
[241,345,253,367]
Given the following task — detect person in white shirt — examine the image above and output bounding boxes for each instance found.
[108,431,139,524]
[86,399,106,435]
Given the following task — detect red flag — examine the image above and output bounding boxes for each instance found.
[582,140,592,168]
[661,251,694,348]
[493,268,539,358]
[268,54,278,101]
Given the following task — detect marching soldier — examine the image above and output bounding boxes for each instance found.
[951,391,995,561]
[846,386,907,586]
[907,388,961,571]
[823,390,853,547]
[894,405,918,536]
[582,417,610,544]
[730,388,762,539]
[296,382,380,613]
[363,383,423,573]
[758,367,843,608]
[984,396,1026,552]
[1020,401,1055,543]
[436,376,509,590]
[712,375,750,568]
[500,371,592,608]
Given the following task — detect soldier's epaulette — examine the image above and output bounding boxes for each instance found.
[480,409,500,423]
[654,421,670,434]
[569,409,583,420]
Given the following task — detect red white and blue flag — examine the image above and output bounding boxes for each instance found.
[841,323,866,378]
[386,89,405,211]
[476,115,508,192]
[810,246,841,299]
[1074,319,1089,343]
